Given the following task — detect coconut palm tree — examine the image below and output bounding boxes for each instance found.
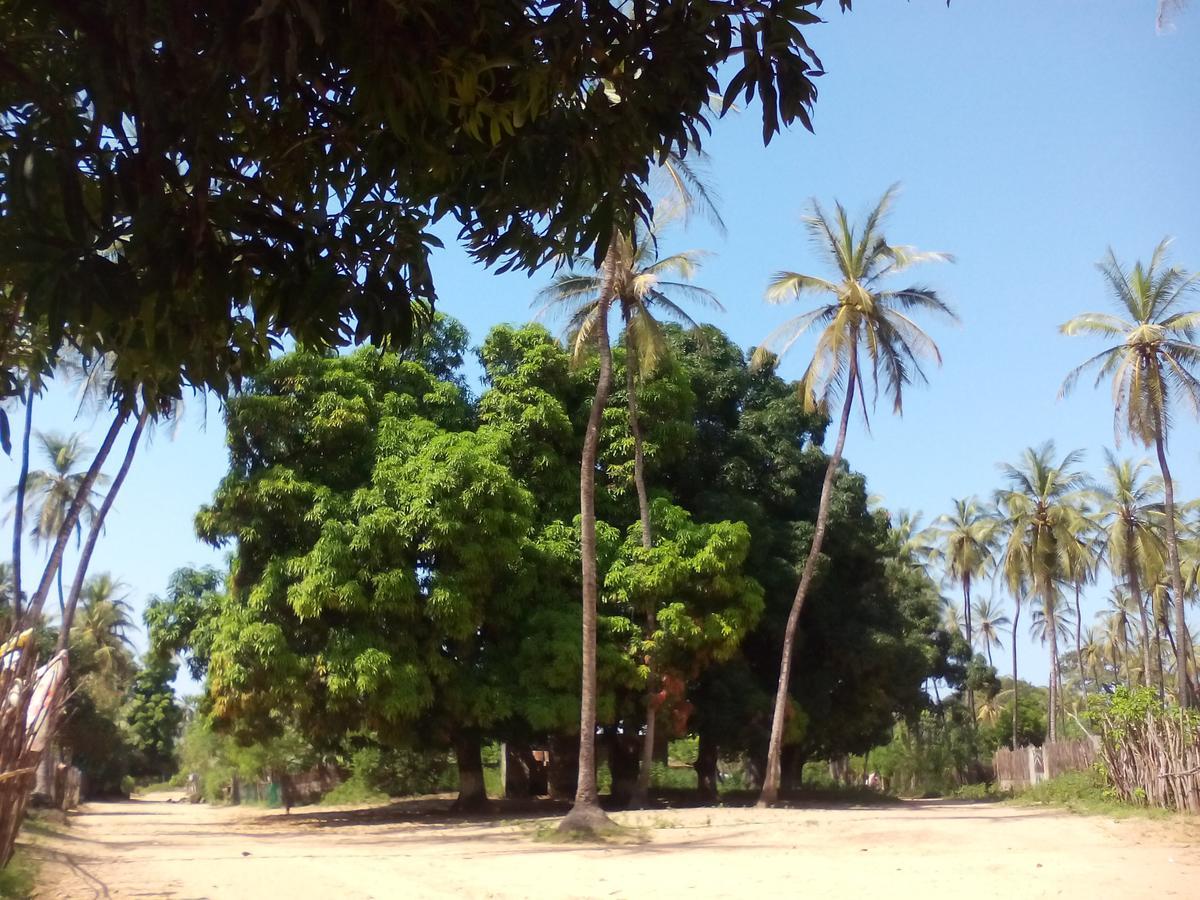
[1061,239,1200,705]
[1060,500,1102,700]
[1102,589,1141,688]
[7,432,107,619]
[891,509,937,574]
[71,573,137,687]
[538,206,720,809]
[972,596,1010,668]
[1030,585,1076,733]
[752,184,955,805]
[995,442,1090,743]
[934,497,999,706]
[1093,451,1166,693]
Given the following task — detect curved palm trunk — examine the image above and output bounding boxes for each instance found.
[1046,598,1059,745]
[11,382,34,619]
[758,355,857,807]
[1153,431,1192,707]
[627,349,658,809]
[1126,536,1156,692]
[23,410,127,626]
[1011,599,1022,750]
[57,409,149,649]
[559,249,618,834]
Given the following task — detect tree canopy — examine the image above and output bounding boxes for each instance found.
[0,0,849,409]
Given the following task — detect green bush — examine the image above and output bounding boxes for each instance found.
[319,777,389,806]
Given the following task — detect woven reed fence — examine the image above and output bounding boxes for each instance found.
[993,739,1097,790]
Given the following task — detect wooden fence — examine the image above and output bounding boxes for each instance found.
[1095,710,1200,814]
[993,739,1097,790]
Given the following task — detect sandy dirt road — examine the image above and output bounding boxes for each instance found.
[25,792,1200,899]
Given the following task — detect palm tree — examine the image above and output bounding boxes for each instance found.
[995,442,1090,743]
[1093,451,1166,693]
[1060,499,1102,700]
[1061,239,1200,706]
[942,599,964,638]
[891,509,937,574]
[1102,589,1141,688]
[1030,585,1076,731]
[934,497,998,717]
[538,207,720,807]
[753,185,955,805]
[57,406,152,649]
[71,573,137,685]
[8,432,107,619]
[972,596,1010,668]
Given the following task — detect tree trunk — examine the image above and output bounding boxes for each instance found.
[627,347,659,809]
[606,729,640,809]
[694,732,719,803]
[1154,430,1192,707]
[452,733,488,812]
[758,353,857,807]
[962,577,976,726]
[23,410,127,626]
[559,247,618,834]
[1074,582,1086,700]
[1046,593,1059,744]
[1126,535,1156,692]
[1152,597,1167,702]
[11,382,34,619]
[57,408,149,649]
[548,734,580,801]
[1011,599,1022,750]
[503,743,537,799]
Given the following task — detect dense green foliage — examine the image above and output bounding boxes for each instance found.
[0,0,848,411]
[152,317,965,804]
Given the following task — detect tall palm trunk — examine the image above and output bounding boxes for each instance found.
[22,409,126,626]
[1152,596,1167,701]
[57,408,149,648]
[1074,583,1086,699]
[1126,536,1156,691]
[559,248,618,834]
[1045,592,1059,744]
[1011,599,1022,750]
[627,348,658,809]
[10,382,34,619]
[1153,430,1192,707]
[758,351,857,807]
[961,577,976,725]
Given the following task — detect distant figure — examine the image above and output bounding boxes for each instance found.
[281,772,296,814]
[186,772,201,804]
[866,771,882,791]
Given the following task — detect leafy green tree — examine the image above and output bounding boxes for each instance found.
[1061,239,1200,705]
[196,346,532,809]
[1,0,845,410]
[753,185,955,804]
[124,658,184,781]
[145,566,227,681]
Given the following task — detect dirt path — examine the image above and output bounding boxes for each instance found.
[25,793,1200,899]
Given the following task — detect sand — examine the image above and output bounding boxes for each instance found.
[26,792,1200,899]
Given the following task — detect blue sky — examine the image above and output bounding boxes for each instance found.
[3,1,1198,694]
